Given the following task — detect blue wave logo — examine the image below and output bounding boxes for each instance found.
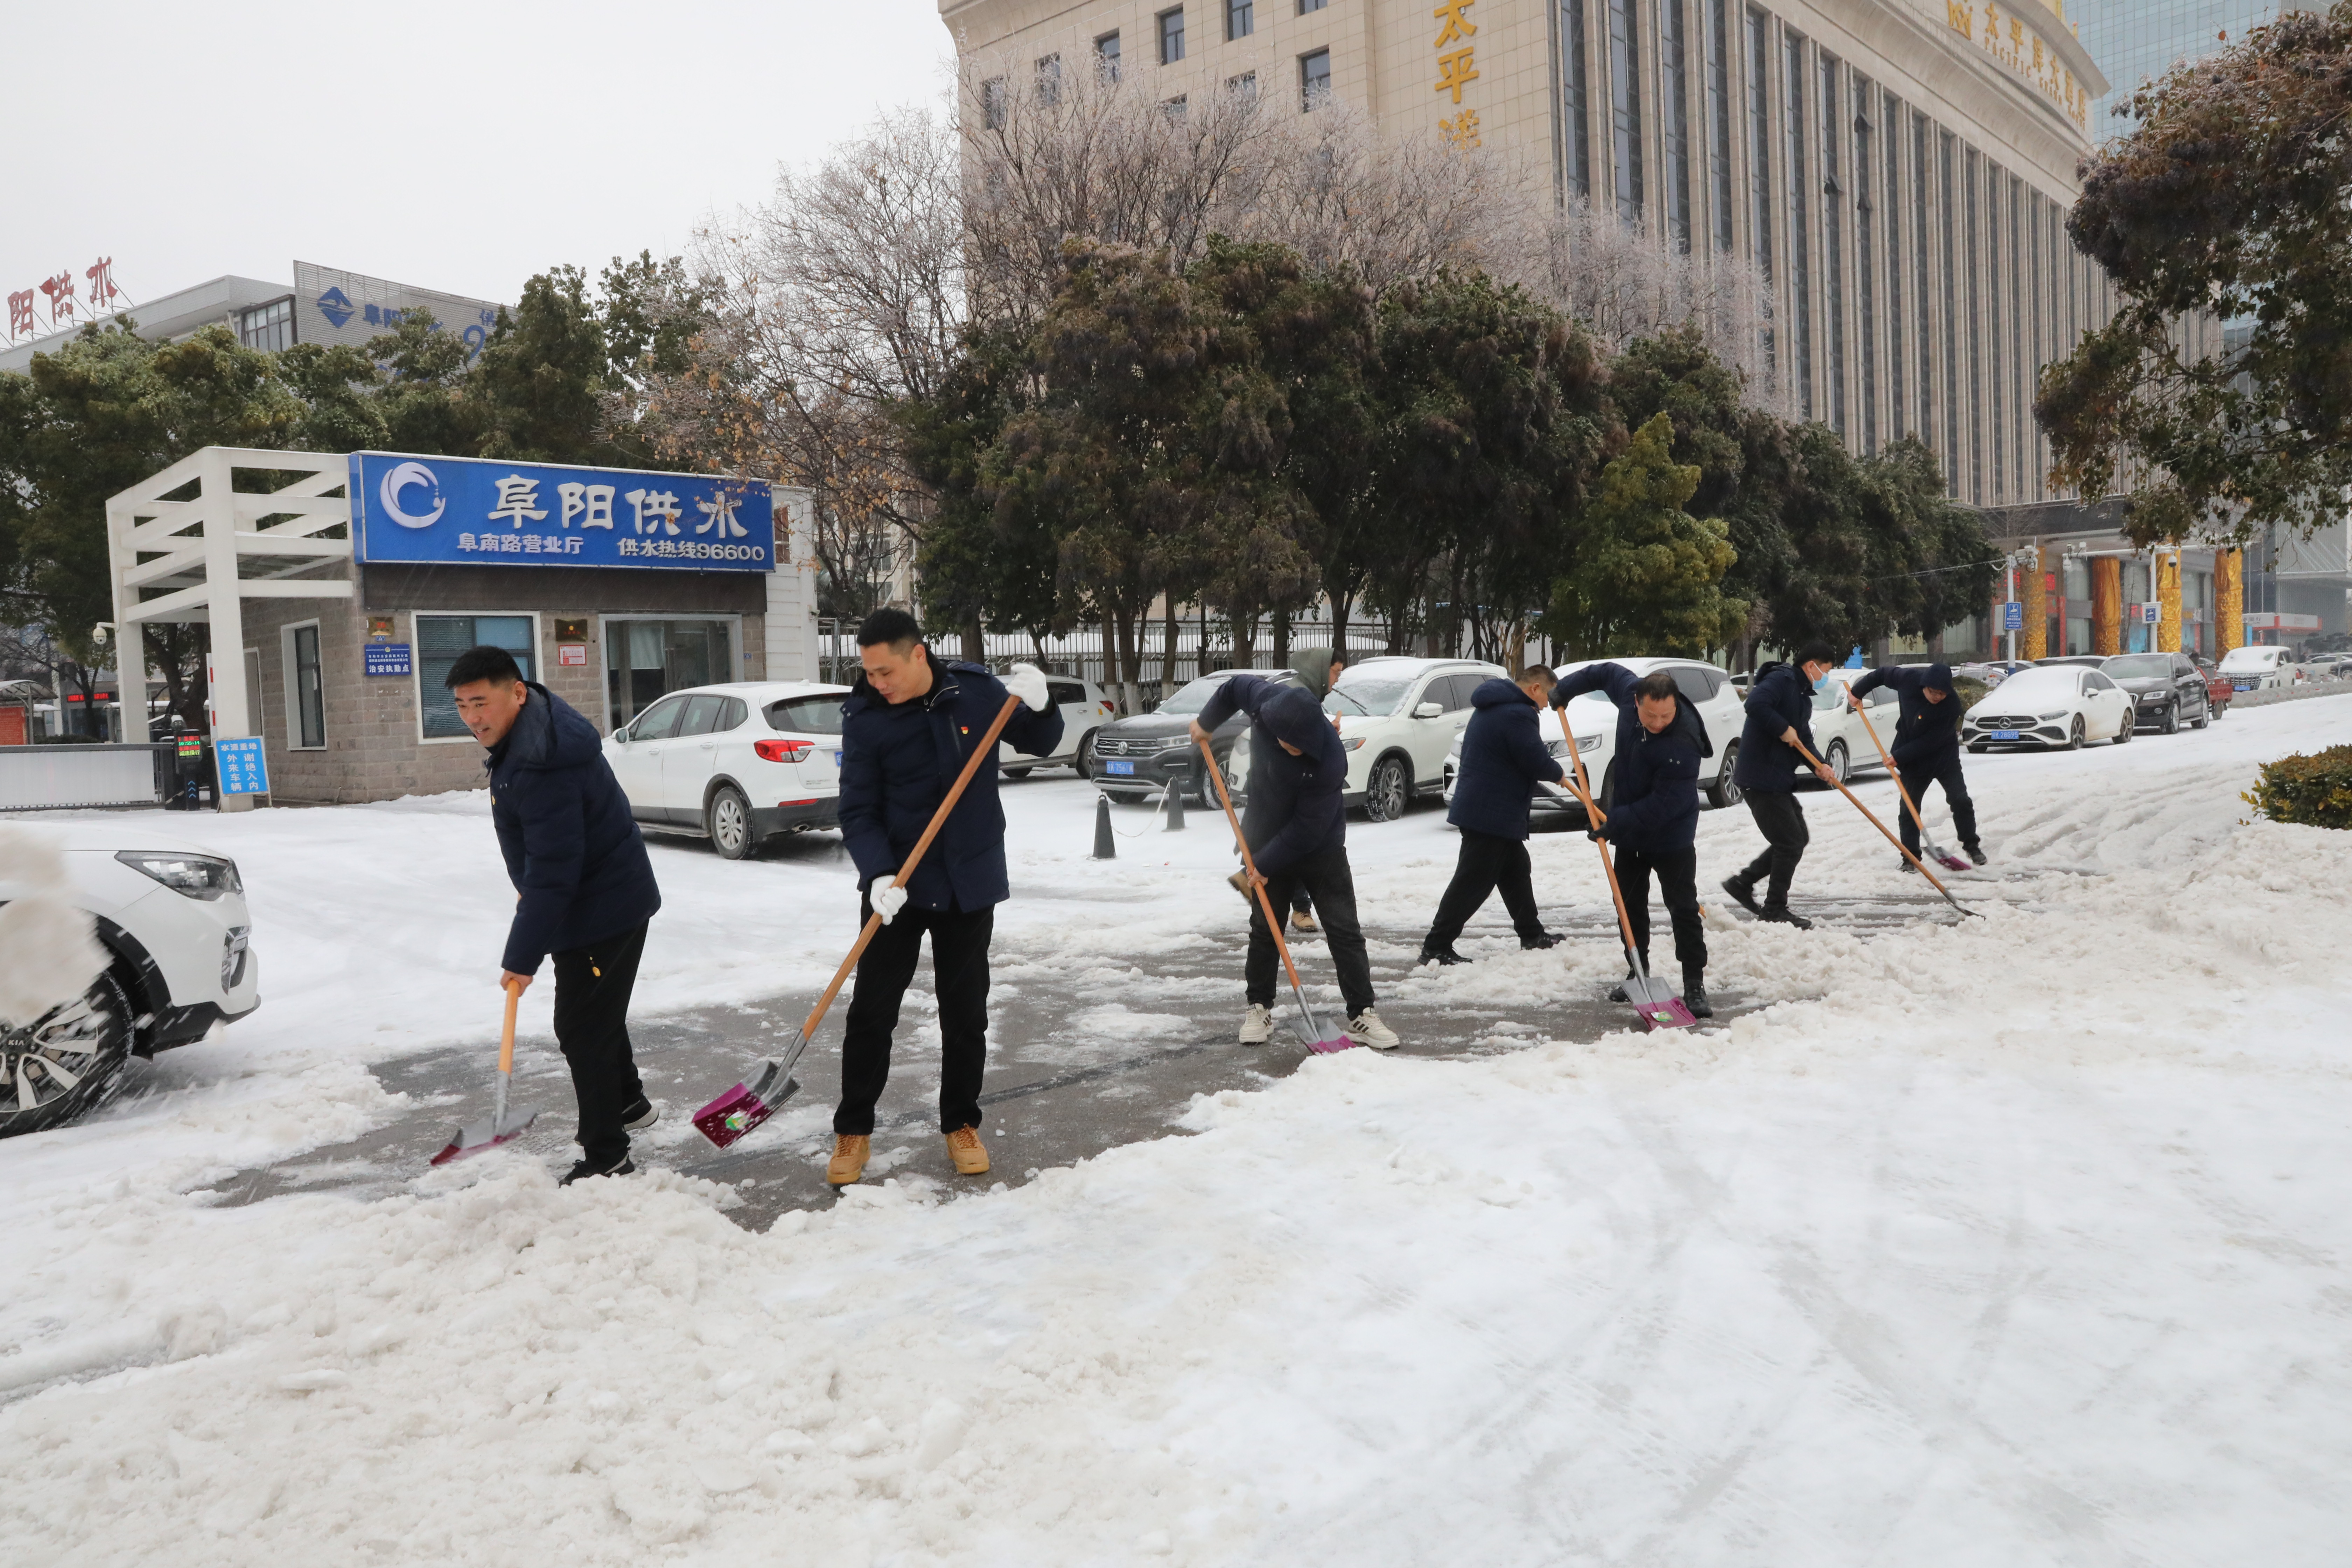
[316,287,356,329]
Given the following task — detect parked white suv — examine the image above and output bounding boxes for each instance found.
[2218,645,2296,692]
[1313,657,1507,821]
[604,681,850,860]
[1,822,261,1138]
[1001,675,1114,778]
[1441,656,1746,823]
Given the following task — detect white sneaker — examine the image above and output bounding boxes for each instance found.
[1345,1009,1399,1051]
[1238,1003,1274,1045]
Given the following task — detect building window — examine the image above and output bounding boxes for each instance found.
[1164,94,1189,118]
[1703,0,1734,251]
[1745,7,1773,374]
[1097,31,1121,80]
[1965,145,1983,505]
[286,622,325,750]
[1036,53,1062,104]
[418,615,535,741]
[1784,31,1810,420]
[1160,7,1186,64]
[982,76,1008,130]
[1988,160,2005,502]
[1300,0,1326,10]
[1562,0,1594,201]
[1819,52,1844,439]
[238,298,293,353]
[1854,79,1876,455]
[2011,176,2026,501]
[1659,0,1693,251]
[1229,70,1259,101]
[1228,0,1253,41]
[1300,48,1331,109]
[605,619,735,732]
[1884,93,1904,440]
[1940,130,1959,493]
[1606,0,1644,223]
[1916,114,1934,450]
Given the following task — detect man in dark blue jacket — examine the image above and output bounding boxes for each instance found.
[1849,661,1982,867]
[1550,663,1716,1016]
[1418,666,1566,966]
[1191,674,1397,1050]
[828,608,1061,1187]
[1723,642,1840,928]
[452,646,663,1185]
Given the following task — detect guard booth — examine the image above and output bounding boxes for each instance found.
[106,448,818,809]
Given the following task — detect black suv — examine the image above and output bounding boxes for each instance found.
[2100,651,2212,734]
[1090,668,1306,803]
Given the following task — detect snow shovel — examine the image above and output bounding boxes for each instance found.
[1555,709,1698,1032]
[693,692,1026,1148]
[1849,698,1970,873]
[431,979,541,1165]
[1791,736,1981,919]
[1196,734,1352,1054]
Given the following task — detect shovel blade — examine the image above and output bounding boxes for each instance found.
[1287,999,1356,1054]
[693,1055,801,1148]
[1934,850,1971,873]
[430,1106,542,1166]
[1626,975,1699,1032]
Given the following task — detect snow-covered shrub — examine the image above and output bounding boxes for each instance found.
[2244,743,2352,829]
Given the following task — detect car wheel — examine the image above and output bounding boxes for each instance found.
[2113,709,2133,743]
[2191,698,2211,729]
[1,971,134,1139]
[1072,731,1099,778]
[1709,741,1743,808]
[1825,740,1851,784]
[1365,754,1410,822]
[708,784,755,861]
[1003,766,1032,779]
[2160,701,2179,736]
[2066,716,2086,750]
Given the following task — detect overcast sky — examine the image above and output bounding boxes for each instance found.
[0,0,956,331]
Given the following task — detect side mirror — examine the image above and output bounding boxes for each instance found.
[1414,701,1444,719]
[612,725,630,743]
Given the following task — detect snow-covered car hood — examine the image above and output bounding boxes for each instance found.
[1966,673,2081,714]
[21,820,232,858]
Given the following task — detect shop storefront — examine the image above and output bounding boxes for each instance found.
[107,447,817,808]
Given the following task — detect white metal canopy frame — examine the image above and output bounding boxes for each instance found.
[106,447,354,812]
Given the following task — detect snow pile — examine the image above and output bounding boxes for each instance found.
[0,824,106,1024]
[3,695,2351,1563]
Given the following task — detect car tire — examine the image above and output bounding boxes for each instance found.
[1709,741,1743,808]
[1365,754,1410,822]
[2212,701,2226,722]
[1,970,134,1139]
[2066,716,2086,750]
[1072,731,1099,778]
[1825,740,1851,784]
[2160,702,2179,736]
[2195,703,2212,728]
[708,784,756,861]
[2113,710,2133,743]
[1003,766,1032,779]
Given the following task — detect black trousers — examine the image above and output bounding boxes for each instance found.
[1616,844,1706,979]
[1424,828,1546,949]
[1247,844,1376,1018]
[835,898,995,1138]
[1896,753,1980,855]
[1734,790,1810,906]
[551,922,649,1166]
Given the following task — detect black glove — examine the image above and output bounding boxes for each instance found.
[1586,822,1611,843]
[1548,682,1571,710]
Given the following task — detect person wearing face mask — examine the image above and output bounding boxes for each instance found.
[1722,642,1840,928]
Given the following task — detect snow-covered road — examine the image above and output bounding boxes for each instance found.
[4,696,2350,1564]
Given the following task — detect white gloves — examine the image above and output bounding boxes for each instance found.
[870,882,908,925]
[1006,662,1051,713]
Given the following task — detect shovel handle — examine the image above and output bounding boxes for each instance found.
[498,979,521,1077]
[1790,736,1972,914]
[1196,734,1309,995]
[1553,709,1647,976]
[1851,698,1937,849]
[800,692,1026,1042]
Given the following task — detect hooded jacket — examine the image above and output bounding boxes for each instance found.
[488,683,662,975]
[1447,677,1566,840]
[1196,673,1348,876]
[1848,663,1962,768]
[1732,660,1821,791]
[1552,663,1713,853]
[838,654,1065,913]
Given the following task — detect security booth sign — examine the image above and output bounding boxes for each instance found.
[364,643,413,677]
[215,736,270,796]
[349,452,775,572]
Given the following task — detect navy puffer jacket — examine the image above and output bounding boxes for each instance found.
[1551,663,1712,853]
[838,655,1064,912]
[1447,678,1565,840]
[1849,663,1963,767]
[1732,661,1820,791]
[1197,674,1348,876]
[489,684,662,975]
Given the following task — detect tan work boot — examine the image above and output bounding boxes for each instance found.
[826,1134,870,1186]
[944,1125,990,1176]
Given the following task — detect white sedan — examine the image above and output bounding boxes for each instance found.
[1001,675,1115,778]
[1808,669,1900,784]
[1962,664,2134,751]
[604,681,850,860]
[1441,656,1747,821]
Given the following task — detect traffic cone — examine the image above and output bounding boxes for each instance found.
[1164,776,1186,831]
[1093,793,1116,859]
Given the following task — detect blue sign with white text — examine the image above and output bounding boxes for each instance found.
[2001,601,2024,631]
[349,452,775,573]
[364,643,412,677]
[216,736,270,796]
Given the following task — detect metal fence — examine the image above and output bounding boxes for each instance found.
[0,743,173,810]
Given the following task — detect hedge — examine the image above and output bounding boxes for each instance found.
[2244,744,2352,830]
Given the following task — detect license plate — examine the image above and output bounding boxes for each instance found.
[2233,682,2253,692]
[1105,759,1135,775]
[1992,728,2020,740]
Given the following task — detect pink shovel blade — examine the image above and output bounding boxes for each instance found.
[1936,851,1972,872]
[693,1058,799,1148]
[1626,975,1699,1032]
[1304,1031,1357,1054]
